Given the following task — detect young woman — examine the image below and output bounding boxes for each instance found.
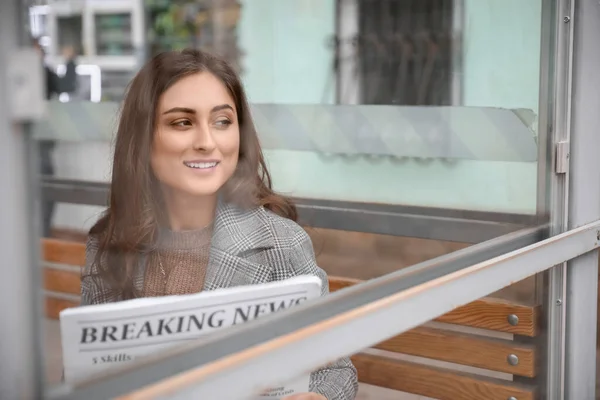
[81,49,358,400]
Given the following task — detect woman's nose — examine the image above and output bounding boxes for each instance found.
[192,125,217,152]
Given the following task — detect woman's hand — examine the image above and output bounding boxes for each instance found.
[281,393,327,400]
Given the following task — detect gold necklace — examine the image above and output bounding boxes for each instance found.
[156,251,169,292]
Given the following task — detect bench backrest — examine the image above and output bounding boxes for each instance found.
[42,238,539,400]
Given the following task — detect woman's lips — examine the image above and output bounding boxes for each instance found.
[183,160,220,170]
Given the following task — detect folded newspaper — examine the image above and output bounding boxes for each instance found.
[60,275,322,399]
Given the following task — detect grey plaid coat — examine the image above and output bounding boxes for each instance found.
[82,202,358,400]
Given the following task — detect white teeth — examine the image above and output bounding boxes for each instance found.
[185,161,218,169]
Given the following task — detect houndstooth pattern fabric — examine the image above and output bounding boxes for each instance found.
[82,201,358,400]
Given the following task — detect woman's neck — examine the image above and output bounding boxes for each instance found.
[162,190,217,231]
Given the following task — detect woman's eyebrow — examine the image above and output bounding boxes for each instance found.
[211,104,234,113]
[162,105,234,115]
[162,107,195,115]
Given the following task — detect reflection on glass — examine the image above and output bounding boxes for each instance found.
[34,1,549,395]
[355,0,456,106]
[147,0,242,72]
[31,0,545,250]
[95,14,134,56]
[56,15,83,55]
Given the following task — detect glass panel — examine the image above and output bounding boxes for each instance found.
[23,0,553,395]
[33,1,542,213]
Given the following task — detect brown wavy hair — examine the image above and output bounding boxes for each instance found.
[88,49,296,300]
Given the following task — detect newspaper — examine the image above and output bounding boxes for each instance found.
[60,275,322,398]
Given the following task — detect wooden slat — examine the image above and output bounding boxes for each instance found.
[42,238,86,266]
[46,297,79,319]
[329,276,539,337]
[328,276,362,292]
[439,297,539,337]
[352,353,536,400]
[376,326,535,377]
[42,239,84,319]
[44,267,81,295]
[40,243,538,336]
[42,239,83,319]
[41,271,535,377]
[50,227,88,243]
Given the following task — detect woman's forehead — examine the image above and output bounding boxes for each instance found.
[158,72,235,112]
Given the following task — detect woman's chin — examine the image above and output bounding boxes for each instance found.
[182,183,223,198]
[176,175,225,197]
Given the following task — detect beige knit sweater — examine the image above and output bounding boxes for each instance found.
[143,224,213,297]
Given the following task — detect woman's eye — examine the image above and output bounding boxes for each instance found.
[171,120,191,128]
[215,119,232,128]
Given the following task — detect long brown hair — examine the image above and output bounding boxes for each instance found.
[88,49,296,300]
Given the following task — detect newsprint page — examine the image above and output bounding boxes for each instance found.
[60,276,322,399]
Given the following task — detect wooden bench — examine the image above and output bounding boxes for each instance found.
[43,238,540,400]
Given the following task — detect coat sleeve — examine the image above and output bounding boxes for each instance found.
[81,235,119,305]
[282,225,359,400]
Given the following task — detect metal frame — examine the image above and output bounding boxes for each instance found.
[0,1,45,399]
[564,0,600,398]
[536,0,574,398]
[42,176,538,243]
[537,0,600,398]
[0,0,595,398]
[50,220,600,400]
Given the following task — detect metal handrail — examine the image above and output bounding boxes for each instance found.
[49,222,557,400]
[41,176,538,243]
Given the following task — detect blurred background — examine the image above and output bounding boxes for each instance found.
[32,0,541,265]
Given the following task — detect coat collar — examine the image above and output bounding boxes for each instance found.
[211,201,276,255]
[202,201,277,291]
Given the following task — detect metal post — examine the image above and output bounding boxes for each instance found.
[450,0,464,106]
[564,0,600,399]
[537,0,573,398]
[0,0,45,399]
[336,0,360,104]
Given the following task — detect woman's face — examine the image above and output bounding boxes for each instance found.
[151,71,240,200]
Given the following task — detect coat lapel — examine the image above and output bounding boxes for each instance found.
[203,202,275,291]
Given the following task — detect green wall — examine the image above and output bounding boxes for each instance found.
[238,0,543,214]
[238,0,336,104]
[463,0,542,112]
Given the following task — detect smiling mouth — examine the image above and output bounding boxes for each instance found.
[183,161,219,170]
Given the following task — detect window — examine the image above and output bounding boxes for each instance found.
[337,0,460,105]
